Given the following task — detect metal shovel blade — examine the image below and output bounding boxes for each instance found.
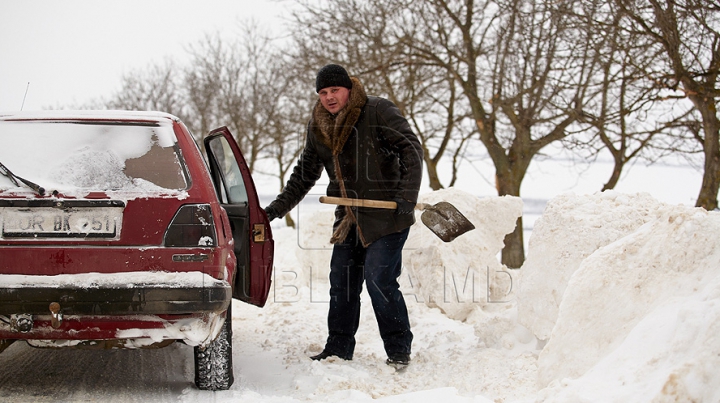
[419,201,475,242]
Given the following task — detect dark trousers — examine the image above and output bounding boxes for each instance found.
[324,226,413,359]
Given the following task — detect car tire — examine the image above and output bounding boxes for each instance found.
[194,305,234,391]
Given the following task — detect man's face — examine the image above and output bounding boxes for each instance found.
[318,86,350,114]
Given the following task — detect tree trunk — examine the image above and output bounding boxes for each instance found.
[640,0,720,210]
[602,157,623,191]
[502,220,525,269]
[278,173,296,228]
[496,170,525,269]
[694,102,720,210]
[425,158,444,191]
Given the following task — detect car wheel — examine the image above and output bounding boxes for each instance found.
[194,305,234,391]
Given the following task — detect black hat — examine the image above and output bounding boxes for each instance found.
[315,64,352,93]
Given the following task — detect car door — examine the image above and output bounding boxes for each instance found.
[204,127,274,307]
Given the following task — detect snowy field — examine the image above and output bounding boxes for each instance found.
[1,156,718,402]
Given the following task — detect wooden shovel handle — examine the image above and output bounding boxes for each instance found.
[319,196,397,209]
[319,196,428,210]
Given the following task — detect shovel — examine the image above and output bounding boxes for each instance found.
[319,196,475,242]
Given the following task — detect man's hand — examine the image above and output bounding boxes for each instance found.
[264,206,279,221]
[393,198,416,215]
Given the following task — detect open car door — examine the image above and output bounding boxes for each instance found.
[204,127,274,307]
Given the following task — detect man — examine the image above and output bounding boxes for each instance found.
[264,64,423,368]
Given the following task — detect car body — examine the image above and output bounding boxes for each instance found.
[0,110,274,390]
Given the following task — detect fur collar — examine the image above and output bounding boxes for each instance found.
[312,77,369,246]
[312,77,368,155]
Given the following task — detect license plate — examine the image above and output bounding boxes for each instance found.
[1,207,122,238]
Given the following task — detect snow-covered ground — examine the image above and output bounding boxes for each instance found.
[192,187,717,403]
[1,155,718,402]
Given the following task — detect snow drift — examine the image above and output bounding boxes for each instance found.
[520,191,720,401]
[243,188,720,402]
[402,189,524,348]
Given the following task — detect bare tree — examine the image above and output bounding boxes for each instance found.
[104,59,187,119]
[184,25,311,228]
[184,34,226,143]
[564,0,695,191]
[261,75,312,228]
[397,0,595,267]
[184,28,276,171]
[614,0,720,209]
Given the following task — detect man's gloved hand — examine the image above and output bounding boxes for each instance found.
[393,198,416,215]
[264,206,279,221]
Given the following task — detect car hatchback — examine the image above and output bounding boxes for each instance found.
[0,110,274,390]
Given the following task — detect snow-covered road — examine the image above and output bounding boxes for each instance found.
[0,340,190,402]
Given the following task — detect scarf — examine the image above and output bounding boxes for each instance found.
[312,77,369,245]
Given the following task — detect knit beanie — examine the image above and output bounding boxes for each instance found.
[315,64,353,93]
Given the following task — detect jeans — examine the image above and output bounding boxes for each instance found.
[324,226,413,359]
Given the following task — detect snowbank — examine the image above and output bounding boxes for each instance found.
[517,191,720,401]
[402,188,525,348]
[404,189,522,317]
[237,189,720,402]
[517,192,665,340]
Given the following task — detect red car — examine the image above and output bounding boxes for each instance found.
[0,111,274,390]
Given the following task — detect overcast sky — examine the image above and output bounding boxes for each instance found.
[0,0,284,111]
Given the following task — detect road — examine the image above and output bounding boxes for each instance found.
[0,340,191,402]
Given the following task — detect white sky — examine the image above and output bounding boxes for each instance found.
[0,0,285,111]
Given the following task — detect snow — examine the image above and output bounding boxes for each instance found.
[0,271,226,289]
[171,187,720,402]
[115,313,226,348]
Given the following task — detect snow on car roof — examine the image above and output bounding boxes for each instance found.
[0,110,179,123]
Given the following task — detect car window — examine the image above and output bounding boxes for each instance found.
[207,135,249,204]
[0,121,188,193]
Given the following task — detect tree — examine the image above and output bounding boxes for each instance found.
[184,35,226,143]
[564,0,694,191]
[400,0,595,267]
[260,61,312,228]
[614,0,720,209]
[288,0,607,267]
[104,59,187,120]
[184,26,311,226]
[184,27,284,172]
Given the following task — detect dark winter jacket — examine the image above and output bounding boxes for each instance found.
[266,77,423,246]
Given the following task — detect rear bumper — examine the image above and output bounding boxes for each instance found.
[0,272,231,345]
[0,312,226,346]
[0,285,231,316]
[0,272,231,316]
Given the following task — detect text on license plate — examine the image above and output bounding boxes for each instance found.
[1,207,122,238]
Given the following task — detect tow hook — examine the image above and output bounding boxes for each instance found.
[10,314,33,332]
[49,302,62,329]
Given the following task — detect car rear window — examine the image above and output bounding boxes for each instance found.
[0,121,188,193]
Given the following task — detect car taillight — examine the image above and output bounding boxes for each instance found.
[164,204,217,247]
